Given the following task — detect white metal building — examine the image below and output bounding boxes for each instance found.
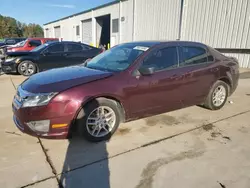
[44,0,250,68]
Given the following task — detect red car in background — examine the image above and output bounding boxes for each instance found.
[7,38,58,52]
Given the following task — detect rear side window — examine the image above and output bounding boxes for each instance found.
[179,46,207,66]
[67,44,83,52]
[45,39,58,43]
[29,40,42,47]
[82,44,92,50]
[142,47,178,71]
[48,44,64,53]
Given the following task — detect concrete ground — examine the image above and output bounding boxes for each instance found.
[0,69,250,188]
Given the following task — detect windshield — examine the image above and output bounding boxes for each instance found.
[31,43,49,52]
[86,43,150,72]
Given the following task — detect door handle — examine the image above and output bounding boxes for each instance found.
[184,71,193,78]
[170,74,183,80]
[150,80,158,86]
[211,68,219,72]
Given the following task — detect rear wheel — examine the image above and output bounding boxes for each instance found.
[204,80,228,110]
[76,98,121,142]
[17,60,36,76]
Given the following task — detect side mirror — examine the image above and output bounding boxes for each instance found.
[138,67,155,76]
[28,43,32,47]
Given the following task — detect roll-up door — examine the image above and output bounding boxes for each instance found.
[54,26,61,38]
[82,19,92,45]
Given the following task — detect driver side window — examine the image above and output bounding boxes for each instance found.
[141,47,178,72]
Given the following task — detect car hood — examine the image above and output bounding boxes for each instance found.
[6,51,34,57]
[21,66,113,93]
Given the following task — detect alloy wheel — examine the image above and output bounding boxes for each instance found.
[20,62,35,76]
[212,85,226,107]
[86,106,116,138]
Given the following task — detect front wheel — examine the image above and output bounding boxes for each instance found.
[204,80,228,110]
[17,61,36,76]
[76,98,121,142]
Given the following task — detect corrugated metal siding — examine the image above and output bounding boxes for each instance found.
[181,0,250,49]
[120,0,133,43]
[222,53,250,68]
[94,3,119,18]
[134,0,181,41]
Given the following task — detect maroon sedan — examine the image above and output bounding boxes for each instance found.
[12,41,239,142]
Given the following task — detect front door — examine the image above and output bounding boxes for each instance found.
[126,46,184,119]
[38,43,66,71]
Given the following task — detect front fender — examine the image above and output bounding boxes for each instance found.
[16,56,37,64]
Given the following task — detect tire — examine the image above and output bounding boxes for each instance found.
[204,80,228,110]
[17,60,37,76]
[76,98,121,142]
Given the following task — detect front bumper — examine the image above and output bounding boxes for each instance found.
[1,61,17,73]
[12,99,73,139]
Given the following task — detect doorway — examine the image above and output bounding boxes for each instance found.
[96,14,110,49]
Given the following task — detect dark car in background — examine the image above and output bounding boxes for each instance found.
[0,37,26,55]
[12,41,239,142]
[1,41,102,76]
[0,38,26,47]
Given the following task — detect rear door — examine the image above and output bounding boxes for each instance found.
[65,43,101,66]
[177,45,218,106]
[38,43,66,71]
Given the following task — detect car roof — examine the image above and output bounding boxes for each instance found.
[46,41,95,47]
[122,40,207,48]
[48,41,84,44]
[27,38,58,40]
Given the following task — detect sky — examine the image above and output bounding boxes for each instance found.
[0,0,115,25]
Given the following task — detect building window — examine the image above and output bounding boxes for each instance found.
[76,25,80,36]
[112,19,119,33]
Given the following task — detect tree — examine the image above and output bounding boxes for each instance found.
[0,14,44,38]
[23,24,44,37]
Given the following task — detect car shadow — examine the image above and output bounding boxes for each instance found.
[59,99,111,188]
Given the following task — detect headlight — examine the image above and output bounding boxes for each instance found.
[22,93,57,107]
[5,57,16,62]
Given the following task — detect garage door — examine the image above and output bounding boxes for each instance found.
[45,29,50,37]
[54,26,61,38]
[82,19,92,45]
